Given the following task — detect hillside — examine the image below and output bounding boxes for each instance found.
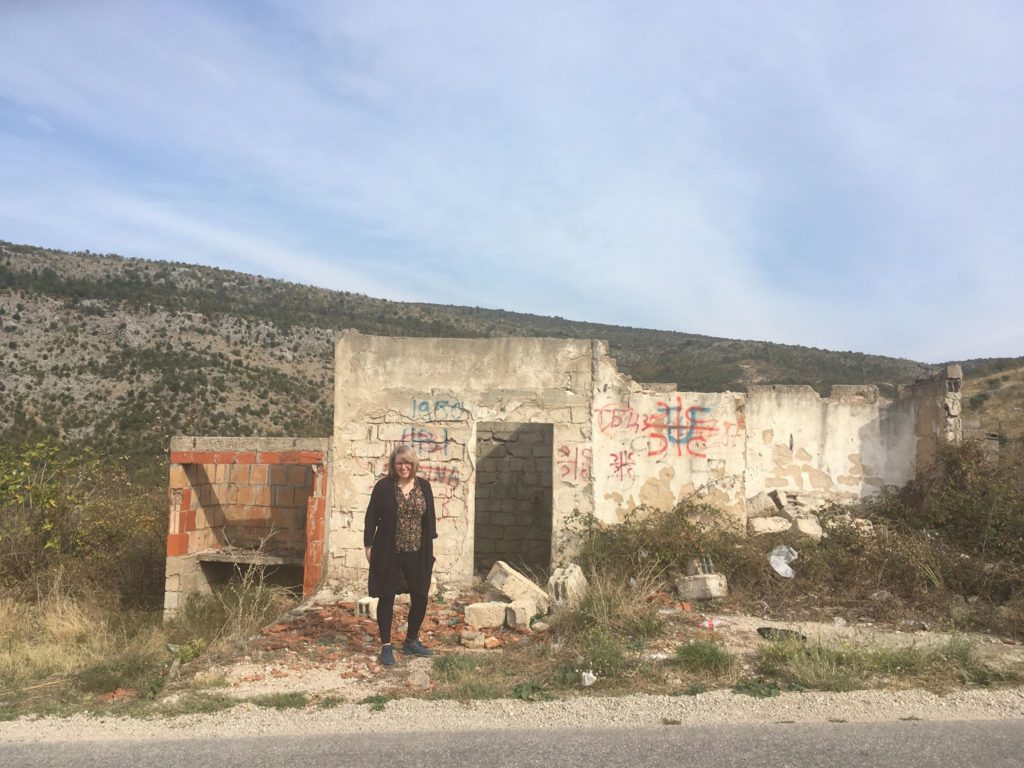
[0,240,1014,480]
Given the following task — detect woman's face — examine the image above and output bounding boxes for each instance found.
[394,456,414,480]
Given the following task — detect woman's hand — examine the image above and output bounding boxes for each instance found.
[364,546,372,563]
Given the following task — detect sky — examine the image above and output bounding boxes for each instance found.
[1,1,1022,363]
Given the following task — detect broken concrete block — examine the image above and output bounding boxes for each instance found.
[747,516,791,536]
[486,560,550,613]
[356,596,379,621]
[675,573,729,600]
[505,599,538,629]
[547,563,587,609]
[745,492,778,519]
[790,514,823,542]
[464,601,509,629]
[460,630,485,649]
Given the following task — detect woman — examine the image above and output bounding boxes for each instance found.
[363,444,437,666]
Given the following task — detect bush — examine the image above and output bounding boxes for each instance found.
[870,441,1024,564]
[0,441,166,605]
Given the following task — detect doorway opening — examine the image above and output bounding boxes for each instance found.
[473,422,553,576]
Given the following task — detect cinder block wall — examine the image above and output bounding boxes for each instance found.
[474,423,553,574]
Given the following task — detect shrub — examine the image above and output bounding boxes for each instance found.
[0,441,166,605]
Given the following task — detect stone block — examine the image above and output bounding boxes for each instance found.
[675,573,728,600]
[547,563,587,609]
[464,601,508,629]
[745,491,778,519]
[357,596,379,620]
[486,560,551,613]
[790,514,823,542]
[747,516,791,536]
[505,599,537,629]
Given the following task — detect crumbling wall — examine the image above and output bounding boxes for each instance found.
[592,351,748,526]
[900,364,964,468]
[164,437,329,615]
[743,384,919,505]
[330,332,595,587]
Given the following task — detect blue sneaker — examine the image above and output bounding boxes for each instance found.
[402,638,433,657]
[379,644,396,666]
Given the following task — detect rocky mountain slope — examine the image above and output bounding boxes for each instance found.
[1,240,1015,480]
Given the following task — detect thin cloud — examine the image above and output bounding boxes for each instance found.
[1,1,1021,361]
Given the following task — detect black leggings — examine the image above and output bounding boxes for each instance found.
[376,550,429,645]
[376,591,427,646]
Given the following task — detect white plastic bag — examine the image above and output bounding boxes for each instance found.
[769,545,799,578]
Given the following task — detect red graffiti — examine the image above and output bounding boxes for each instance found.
[609,450,635,481]
[557,445,592,482]
[596,403,642,435]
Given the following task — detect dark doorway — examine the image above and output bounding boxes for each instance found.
[473,422,553,575]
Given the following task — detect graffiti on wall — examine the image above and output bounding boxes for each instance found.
[399,427,452,456]
[596,397,720,460]
[411,398,468,421]
[557,445,592,483]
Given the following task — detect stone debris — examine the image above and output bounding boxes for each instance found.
[675,573,728,600]
[464,601,509,629]
[547,563,588,608]
[531,621,550,633]
[505,599,538,630]
[745,491,779,519]
[747,516,791,536]
[789,514,823,542]
[486,560,551,614]
[460,630,485,649]
[484,636,503,649]
[406,670,431,690]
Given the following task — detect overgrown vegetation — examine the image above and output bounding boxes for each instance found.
[0,441,165,604]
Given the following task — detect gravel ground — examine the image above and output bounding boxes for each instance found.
[2,688,1024,744]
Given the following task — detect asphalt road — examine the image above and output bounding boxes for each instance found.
[3,720,1023,768]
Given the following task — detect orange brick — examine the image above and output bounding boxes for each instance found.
[249,465,269,485]
[236,487,255,506]
[229,464,251,484]
[269,465,288,485]
[273,486,295,507]
[254,486,273,506]
[182,508,196,532]
[166,533,189,556]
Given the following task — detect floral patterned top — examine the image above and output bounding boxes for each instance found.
[394,481,425,552]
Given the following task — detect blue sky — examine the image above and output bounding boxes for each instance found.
[1,1,1022,363]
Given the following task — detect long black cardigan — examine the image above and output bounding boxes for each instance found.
[363,476,437,597]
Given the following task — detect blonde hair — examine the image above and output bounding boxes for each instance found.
[388,445,420,479]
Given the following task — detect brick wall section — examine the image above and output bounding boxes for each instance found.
[474,423,553,574]
[167,447,327,602]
